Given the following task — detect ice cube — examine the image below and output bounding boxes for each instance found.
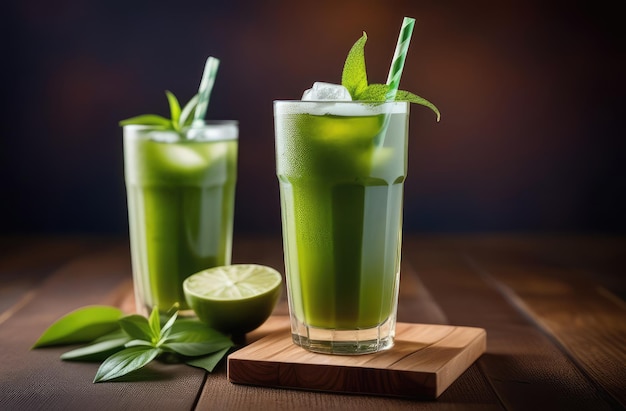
[302,82,352,101]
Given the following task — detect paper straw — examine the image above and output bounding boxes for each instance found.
[385,17,415,101]
[193,56,220,124]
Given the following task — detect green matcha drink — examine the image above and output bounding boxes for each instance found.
[275,101,407,353]
[124,122,237,314]
[274,18,439,354]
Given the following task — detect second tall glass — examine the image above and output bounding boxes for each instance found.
[274,101,409,354]
[124,121,238,315]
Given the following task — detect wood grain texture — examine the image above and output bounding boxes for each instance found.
[1,235,623,411]
[455,236,626,408]
[228,319,486,399]
[405,236,623,411]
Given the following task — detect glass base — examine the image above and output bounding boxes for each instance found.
[291,316,396,355]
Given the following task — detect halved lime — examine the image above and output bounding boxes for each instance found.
[183,264,282,336]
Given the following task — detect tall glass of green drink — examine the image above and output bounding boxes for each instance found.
[124,121,238,315]
[274,18,440,354]
[275,100,408,354]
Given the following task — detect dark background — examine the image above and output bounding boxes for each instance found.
[2,0,624,236]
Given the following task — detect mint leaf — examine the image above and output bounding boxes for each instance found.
[119,92,199,133]
[356,83,389,101]
[340,31,441,121]
[33,306,123,348]
[185,347,231,373]
[341,32,369,98]
[394,90,441,121]
[93,346,161,383]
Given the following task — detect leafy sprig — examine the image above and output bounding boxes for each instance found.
[119,91,199,132]
[33,306,233,383]
[341,32,441,121]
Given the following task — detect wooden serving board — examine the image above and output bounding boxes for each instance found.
[228,321,486,399]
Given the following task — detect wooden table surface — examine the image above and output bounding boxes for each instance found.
[0,234,624,410]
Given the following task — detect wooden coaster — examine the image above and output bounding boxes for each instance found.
[228,321,486,399]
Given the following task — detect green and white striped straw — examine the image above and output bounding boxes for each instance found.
[385,17,415,101]
[193,56,220,125]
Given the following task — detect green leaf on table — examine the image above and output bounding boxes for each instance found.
[185,346,231,373]
[162,335,232,357]
[93,346,161,383]
[61,330,130,362]
[119,314,154,342]
[160,310,178,341]
[162,318,233,356]
[148,307,161,339]
[33,305,123,348]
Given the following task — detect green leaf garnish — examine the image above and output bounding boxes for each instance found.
[60,330,130,362]
[93,346,161,383]
[119,92,199,133]
[165,90,182,130]
[32,306,123,348]
[185,346,231,372]
[35,305,234,383]
[161,319,233,357]
[341,31,369,98]
[341,32,441,122]
[119,314,154,342]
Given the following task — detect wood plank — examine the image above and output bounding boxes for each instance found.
[228,320,486,399]
[0,242,206,411]
[405,236,621,411]
[455,236,626,408]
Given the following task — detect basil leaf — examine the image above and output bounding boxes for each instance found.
[165,90,181,130]
[162,319,232,356]
[119,114,172,127]
[33,306,123,348]
[93,346,161,383]
[341,32,369,99]
[61,331,130,362]
[162,338,233,357]
[185,347,230,373]
[119,315,153,342]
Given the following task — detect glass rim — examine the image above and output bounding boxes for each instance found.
[273,100,409,116]
[122,120,238,130]
[273,100,408,104]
